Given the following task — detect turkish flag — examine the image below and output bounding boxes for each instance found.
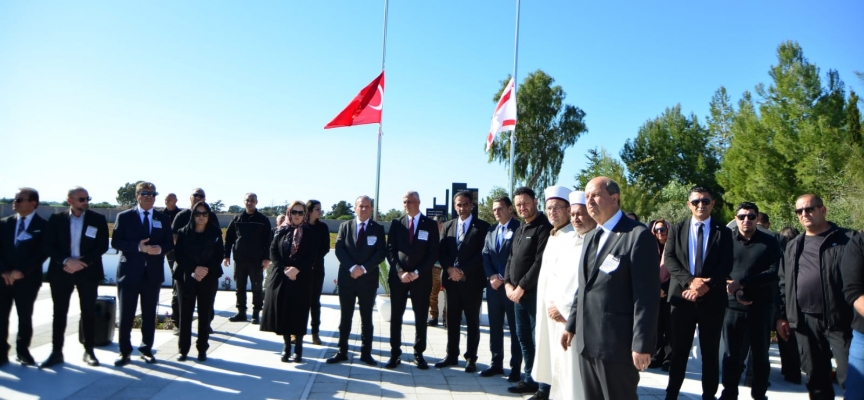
[324,72,385,129]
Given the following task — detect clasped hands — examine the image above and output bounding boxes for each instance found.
[399,271,419,283]
[682,277,711,302]
[350,265,365,279]
[62,257,88,275]
[489,274,504,290]
[446,266,464,281]
[505,284,524,303]
[1,270,24,285]
[726,279,752,305]
[547,302,566,323]
[283,266,300,280]
[138,238,162,255]
[192,266,209,281]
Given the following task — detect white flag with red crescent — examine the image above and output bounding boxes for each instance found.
[485,78,517,152]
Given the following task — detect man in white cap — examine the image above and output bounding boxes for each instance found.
[532,185,578,400]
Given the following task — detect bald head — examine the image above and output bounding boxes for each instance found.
[584,176,621,225]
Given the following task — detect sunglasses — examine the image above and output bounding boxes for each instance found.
[193,211,209,217]
[13,197,30,203]
[653,227,667,233]
[290,210,306,216]
[76,197,92,202]
[736,214,757,220]
[689,198,712,206]
[138,191,158,197]
[795,206,820,215]
[192,193,205,198]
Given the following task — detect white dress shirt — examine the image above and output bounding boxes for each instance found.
[596,210,624,258]
[137,207,154,234]
[14,213,34,246]
[69,211,85,258]
[351,217,372,274]
[687,216,711,275]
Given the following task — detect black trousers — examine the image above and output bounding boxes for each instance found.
[310,266,325,334]
[117,280,161,355]
[168,259,180,325]
[389,277,431,357]
[666,302,725,400]
[49,277,98,351]
[177,277,217,355]
[337,285,376,355]
[580,355,640,400]
[444,282,484,359]
[234,261,264,312]
[653,296,673,364]
[795,312,850,400]
[778,326,802,379]
[721,306,772,399]
[486,282,522,370]
[0,282,40,354]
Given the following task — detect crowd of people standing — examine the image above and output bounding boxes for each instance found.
[2,179,864,400]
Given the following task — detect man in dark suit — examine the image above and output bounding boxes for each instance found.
[481,195,522,381]
[385,190,440,369]
[157,193,182,332]
[434,191,490,372]
[561,176,660,400]
[326,195,386,366]
[40,187,110,368]
[111,182,174,366]
[0,188,48,366]
[663,185,733,400]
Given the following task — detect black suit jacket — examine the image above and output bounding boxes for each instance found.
[334,219,386,292]
[482,218,520,278]
[386,214,440,282]
[439,217,491,290]
[111,207,174,286]
[43,210,109,283]
[0,213,48,286]
[664,218,733,308]
[566,212,660,362]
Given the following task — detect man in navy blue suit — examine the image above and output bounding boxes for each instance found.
[111,182,174,366]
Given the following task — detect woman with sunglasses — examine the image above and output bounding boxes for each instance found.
[261,201,320,362]
[648,218,673,370]
[173,201,224,362]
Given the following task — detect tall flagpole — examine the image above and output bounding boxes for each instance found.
[509,0,520,196]
[374,0,389,221]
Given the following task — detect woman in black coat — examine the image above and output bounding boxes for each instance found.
[306,199,331,346]
[173,201,224,361]
[260,200,319,362]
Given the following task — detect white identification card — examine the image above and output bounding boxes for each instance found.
[418,230,429,241]
[367,236,377,246]
[85,226,98,238]
[152,220,162,229]
[504,231,513,239]
[17,232,33,241]
[599,254,620,274]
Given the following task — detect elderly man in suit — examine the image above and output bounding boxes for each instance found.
[326,195,386,366]
[40,187,110,368]
[385,190,440,370]
[561,176,660,400]
[434,191,490,373]
[663,185,733,400]
[480,195,522,381]
[111,182,174,366]
[0,188,48,367]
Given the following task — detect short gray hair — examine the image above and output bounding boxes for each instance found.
[403,190,420,201]
[355,195,373,205]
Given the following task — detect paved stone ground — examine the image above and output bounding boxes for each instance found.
[0,286,840,399]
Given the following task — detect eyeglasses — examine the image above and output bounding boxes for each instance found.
[689,198,711,206]
[736,214,757,220]
[192,193,205,198]
[77,197,92,202]
[138,191,158,197]
[13,197,30,203]
[193,211,209,217]
[653,227,667,233]
[795,206,820,215]
[290,210,306,216]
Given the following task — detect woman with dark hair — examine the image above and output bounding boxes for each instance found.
[305,199,331,345]
[173,201,224,361]
[261,201,319,362]
[649,218,673,370]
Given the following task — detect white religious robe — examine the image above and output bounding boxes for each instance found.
[534,224,584,399]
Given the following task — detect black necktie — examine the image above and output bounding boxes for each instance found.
[587,228,604,275]
[358,222,366,247]
[16,217,25,247]
[143,211,151,236]
[695,222,704,276]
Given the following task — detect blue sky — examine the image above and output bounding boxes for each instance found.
[2,0,862,213]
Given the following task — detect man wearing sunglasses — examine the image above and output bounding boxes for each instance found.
[719,202,782,400]
[663,185,733,400]
[111,182,174,366]
[224,193,271,325]
[777,194,855,399]
[39,187,109,368]
[0,188,48,367]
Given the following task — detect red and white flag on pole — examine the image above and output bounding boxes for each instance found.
[485,78,517,152]
[324,72,385,129]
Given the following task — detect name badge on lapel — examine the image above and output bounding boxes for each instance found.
[418,230,429,241]
[85,226,98,238]
[599,254,620,274]
[504,231,513,239]
[367,236,377,246]
[152,220,162,229]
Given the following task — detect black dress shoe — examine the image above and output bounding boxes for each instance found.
[291,354,303,363]
[464,359,477,373]
[228,312,247,322]
[39,352,65,369]
[527,391,550,400]
[83,351,100,367]
[198,352,207,362]
[480,366,504,377]
[507,369,522,382]
[359,354,377,366]
[426,318,438,327]
[434,357,459,369]
[114,354,132,367]
[177,354,188,361]
[139,349,157,364]
[508,381,539,394]
[326,353,348,364]
[17,351,36,366]
[414,354,429,370]
[281,353,290,363]
[384,357,401,369]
